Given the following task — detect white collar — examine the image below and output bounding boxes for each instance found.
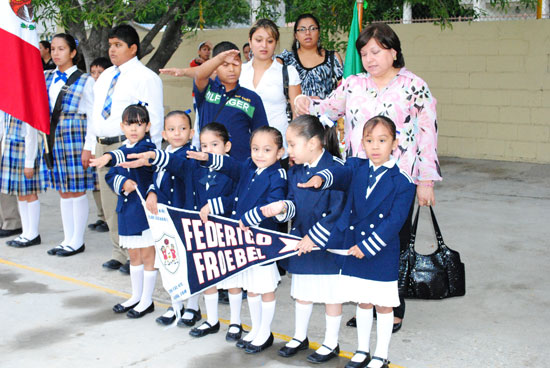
[117,56,139,73]
[54,65,78,77]
[255,167,266,175]
[166,145,182,153]
[370,156,396,171]
[305,149,325,168]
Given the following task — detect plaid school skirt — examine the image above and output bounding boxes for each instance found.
[0,117,48,196]
[49,114,95,192]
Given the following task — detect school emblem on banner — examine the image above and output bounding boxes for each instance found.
[156,234,180,274]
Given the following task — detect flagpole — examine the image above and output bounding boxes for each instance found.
[357,0,364,31]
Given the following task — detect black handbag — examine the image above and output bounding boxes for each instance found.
[398,206,466,299]
[282,62,292,123]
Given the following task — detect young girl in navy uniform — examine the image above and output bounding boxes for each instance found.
[187,126,287,354]
[44,33,95,257]
[124,121,237,336]
[260,115,345,363]
[301,116,416,368]
[0,113,47,247]
[90,104,157,318]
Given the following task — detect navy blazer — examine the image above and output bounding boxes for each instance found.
[205,154,287,231]
[150,148,234,216]
[105,138,156,236]
[317,157,416,282]
[278,151,346,275]
[147,144,195,209]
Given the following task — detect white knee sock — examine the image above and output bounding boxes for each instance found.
[228,291,243,333]
[198,292,219,329]
[352,306,374,362]
[251,299,276,346]
[17,200,29,239]
[70,195,88,249]
[243,295,262,342]
[316,313,342,355]
[121,264,144,307]
[286,302,313,348]
[371,311,393,362]
[135,270,157,312]
[59,198,74,246]
[25,200,40,239]
[183,294,201,319]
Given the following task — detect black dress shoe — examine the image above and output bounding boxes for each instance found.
[225,324,244,342]
[189,321,220,337]
[47,245,65,255]
[177,308,201,327]
[155,306,185,326]
[103,259,123,270]
[236,338,251,349]
[95,222,109,232]
[244,333,274,354]
[278,337,309,357]
[127,303,155,318]
[119,260,130,275]
[369,356,390,368]
[10,235,41,248]
[346,316,357,327]
[306,344,340,364]
[113,301,139,313]
[57,244,85,257]
[344,351,371,368]
[0,228,22,238]
[392,321,402,333]
[88,219,103,230]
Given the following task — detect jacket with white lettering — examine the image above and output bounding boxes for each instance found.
[150,148,235,216]
[105,138,156,236]
[205,154,287,231]
[277,151,345,275]
[316,157,416,282]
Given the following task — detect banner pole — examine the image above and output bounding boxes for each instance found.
[357,0,364,31]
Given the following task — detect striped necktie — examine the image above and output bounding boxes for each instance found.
[101,67,121,119]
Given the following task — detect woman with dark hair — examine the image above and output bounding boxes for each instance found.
[277,13,343,99]
[39,40,55,70]
[296,23,442,337]
[44,33,95,257]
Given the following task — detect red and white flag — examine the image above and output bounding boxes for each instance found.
[0,0,50,134]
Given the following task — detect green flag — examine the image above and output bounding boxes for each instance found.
[343,1,364,78]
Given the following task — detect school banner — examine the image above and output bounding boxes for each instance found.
[145,203,301,302]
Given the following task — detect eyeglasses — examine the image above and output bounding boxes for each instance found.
[296,26,319,33]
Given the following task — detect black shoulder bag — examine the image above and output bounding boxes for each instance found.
[281,62,292,123]
[398,206,466,299]
[45,70,83,169]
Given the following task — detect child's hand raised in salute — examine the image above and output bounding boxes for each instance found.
[89,154,112,168]
[118,151,156,169]
[297,175,324,189]
[186,150,209,161]
[260,200,286,218]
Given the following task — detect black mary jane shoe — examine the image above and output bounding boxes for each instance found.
[225,324,244,342]
[127,303,155,319]
[392,321,402,334]
[189,321,220,337]
[306,344,340,364]
[344,350,371,368]
[346,317,357,327]
[278,337,309,357]
[236,338,251,350]
[244,333,274,354]
[369,356,390,368]
[10,235,41,248]
[47,245,65,256]
[155,306,185,326]
[57,244,85,257]
[113,301,139,314]
[177,308,201,327]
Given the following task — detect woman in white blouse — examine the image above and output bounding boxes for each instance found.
[239,19,301,164]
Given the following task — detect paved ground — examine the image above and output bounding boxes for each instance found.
[1,157,549,368]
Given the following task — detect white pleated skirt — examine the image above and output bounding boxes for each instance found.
[338,275,400,307]
[119,229,155,249]
[241,262,281,294]
[216,271,245,290]
[291,274,343,304]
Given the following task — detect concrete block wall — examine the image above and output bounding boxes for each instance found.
[145,20,550,164]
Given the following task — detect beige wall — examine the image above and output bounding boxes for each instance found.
[147,20,550,164]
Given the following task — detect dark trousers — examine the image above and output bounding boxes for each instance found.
[394,199,415,319]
